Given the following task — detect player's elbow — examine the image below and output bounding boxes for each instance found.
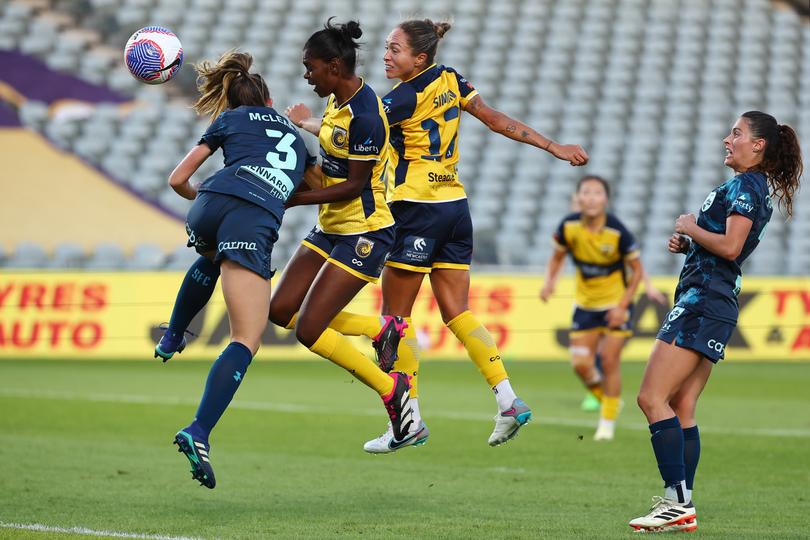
[721,245,743,261]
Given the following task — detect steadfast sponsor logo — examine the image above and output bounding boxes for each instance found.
[428,171,455,182]
[218,241,258,251]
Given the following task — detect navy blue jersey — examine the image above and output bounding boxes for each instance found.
[675,172,773,322]
[197,105,315,223]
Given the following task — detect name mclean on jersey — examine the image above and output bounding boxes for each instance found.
[248,112,295,130]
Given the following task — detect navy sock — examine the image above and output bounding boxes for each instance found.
[649,416,686,500]
[167,256,220,336]
[187,341,253,440]
[683,425,701,491]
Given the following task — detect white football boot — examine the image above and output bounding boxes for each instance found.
[629,496,697,533]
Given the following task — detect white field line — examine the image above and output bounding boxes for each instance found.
[1,387,809,439]
[0,521,204,540]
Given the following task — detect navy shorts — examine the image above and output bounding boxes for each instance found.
[302,225,394,283]
[185,191,279,279]
[656,306,735,363]
[386,199,473,273]
[571,305,634,337]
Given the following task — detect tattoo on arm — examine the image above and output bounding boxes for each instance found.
[521,130,530,138]
[506,124,516,133]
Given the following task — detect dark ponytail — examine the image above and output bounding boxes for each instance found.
[304,17,362,74]
[742,111,804,217]
[398,18,452,65]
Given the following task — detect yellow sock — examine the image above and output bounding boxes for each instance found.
[284,313,297,330]
[308,328,393,396]
[447,311,507,387]
[392,317,420,398]
[601,395,621,421]
[589,385,604,402]
[329,311,381,338]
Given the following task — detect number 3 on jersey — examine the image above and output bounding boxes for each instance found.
[265,129,298,170]
[420,106,459,161]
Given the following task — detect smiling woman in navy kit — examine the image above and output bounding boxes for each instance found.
[628,111,803,533]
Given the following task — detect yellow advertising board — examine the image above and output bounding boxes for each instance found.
[1,271,809,361]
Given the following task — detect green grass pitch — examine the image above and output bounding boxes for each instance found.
[1,359,809,539]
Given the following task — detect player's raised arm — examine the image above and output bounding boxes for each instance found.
[463,94,588,166]
[285,103,322,135]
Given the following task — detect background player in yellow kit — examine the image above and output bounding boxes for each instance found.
[541,175,646,440]
[288,18,588,452]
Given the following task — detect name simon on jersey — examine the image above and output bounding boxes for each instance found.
[248,112,295,130]
[433,90,457,108]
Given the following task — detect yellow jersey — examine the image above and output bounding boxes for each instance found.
[317,82,394,235]
[382,64,478,203]
[553,213,641,310]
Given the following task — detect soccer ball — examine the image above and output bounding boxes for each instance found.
[124,26,183,85]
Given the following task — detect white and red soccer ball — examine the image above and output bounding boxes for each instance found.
[124,26,183,84]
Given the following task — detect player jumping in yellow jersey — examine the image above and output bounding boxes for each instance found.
[265,19,422,449]
[288,19,588,451]
[540,175,646,440]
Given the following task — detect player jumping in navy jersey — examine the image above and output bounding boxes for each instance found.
[629,112,803,532]
[160,51,315,489]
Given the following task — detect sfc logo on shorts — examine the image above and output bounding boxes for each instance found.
[355,236,374,258]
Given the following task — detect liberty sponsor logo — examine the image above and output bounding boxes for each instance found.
[701,191,717,212]
[353,135,379,154]
[355,237,374,258]
[331,126,348,148]
[218,241,258,251]
[733,193,754,213]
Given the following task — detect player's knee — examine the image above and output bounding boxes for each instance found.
[268,299,294,328]
[636,389,659,416]
[294,321,320,348]
[670,396,696,422]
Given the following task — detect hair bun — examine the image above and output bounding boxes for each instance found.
[344,20,363,40]
[433,21,452,38]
